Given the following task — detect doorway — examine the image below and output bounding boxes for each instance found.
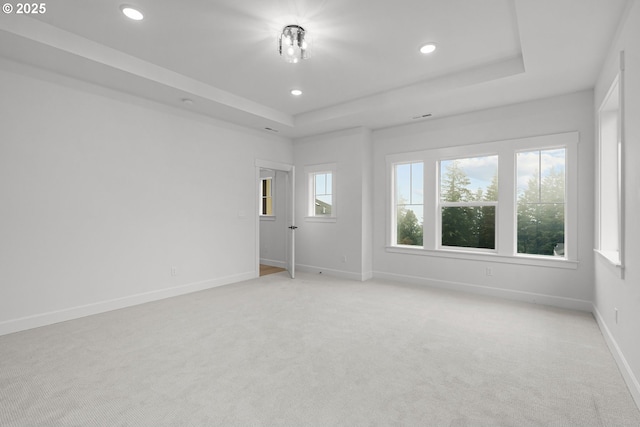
[255,160,296,278]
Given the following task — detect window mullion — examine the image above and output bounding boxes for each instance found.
[498,147,515,256]
[423,157,437,250]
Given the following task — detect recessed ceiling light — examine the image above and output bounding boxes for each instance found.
[290,89,303,96]
[121,5,144,21]
[420,43,437,54]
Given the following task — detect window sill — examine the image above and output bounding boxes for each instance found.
[385,246,579,269]
[260,216,276,221]
[305,216,337,223]
[594,249,622,268]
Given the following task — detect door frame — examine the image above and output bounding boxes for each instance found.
[255,159,295,278]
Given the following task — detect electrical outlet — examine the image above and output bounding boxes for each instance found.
[485,267,493,276]
[171,266,177,277]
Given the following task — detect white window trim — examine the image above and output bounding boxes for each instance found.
[386,132,579,267]
[437,155,500,253]
[305,163,337,222]
[259,176,275,217]
[391,161,424,247]
[595,51,625,274]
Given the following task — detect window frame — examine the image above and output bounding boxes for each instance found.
[386,132,578,269]
[514,147,567,259]
[305,163,337,222]
[392,161,425,247]
[437,154,499,253]
[595,57,625,272]
[259,176,274,217]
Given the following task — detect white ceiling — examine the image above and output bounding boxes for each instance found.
[0,0,629,138]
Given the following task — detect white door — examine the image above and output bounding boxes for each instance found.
[286,167,296,278]
[255,160,295,279]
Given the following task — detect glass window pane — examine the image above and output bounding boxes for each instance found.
[325,173,332,195]
[395,162,423,247]
[396,164,411,203]
[517,149,565,257]
[441,156,498,202]
[397,206,423,246]
[517,204,565,256]
[265,197,273,216]
[315,173,326,195]
[315,195,332,215]
[412,162,424,204]
[517,149,565,202]
[516,151,540,200]
[540,149,565,203]
[441,206,495,249]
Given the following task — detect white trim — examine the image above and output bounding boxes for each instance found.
[593,305,640,409]
[304,216,337,223]
[255,159,294,172]
[259,176,275,216]
[305,162,337,218]
[386,132,579,260]
[386,246,578,269]
[0,271,255,336]
[255,159,295,279]
[373,271,591,311]
[595,63,624,276]
[594,249,622,267]
[296,263,370,282]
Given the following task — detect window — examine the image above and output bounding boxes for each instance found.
[386,132,578,267]
[516,149,566,256]
[314,173,333,215]
[306,163,337,220]
[394,162,424,246]
[596,69,623,267]
[439,156,498,250]
[260,177,273,216]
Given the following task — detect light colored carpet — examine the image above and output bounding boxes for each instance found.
[1,272,639,426]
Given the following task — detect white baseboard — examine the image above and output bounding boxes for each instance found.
[296,264,371,282]
[260,258,286,269]
[0,271,255,337]
[593,305,640,410]
[372,271,593,312]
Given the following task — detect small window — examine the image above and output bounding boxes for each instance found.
[306,163,337,219]
[439,155,498,250]
[394,162,424,246]
[516,149,566,257]
[313,172,333,215]
[260,177,273,216]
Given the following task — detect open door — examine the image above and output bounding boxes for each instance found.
[286,167,296,278]
[256,160,295,279]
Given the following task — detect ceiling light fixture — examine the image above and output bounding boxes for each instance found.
[121,5,144,21]
[419,43,437,54]
[279,25,308,64]
[290,89,303,96]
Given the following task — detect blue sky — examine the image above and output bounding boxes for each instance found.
[396,149,566,224]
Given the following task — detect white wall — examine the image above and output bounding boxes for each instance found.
[0,60,292,335]
[372,91,595,310]
[293,127,373,280]
[259,169,287,268]
[593,0,640,407]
